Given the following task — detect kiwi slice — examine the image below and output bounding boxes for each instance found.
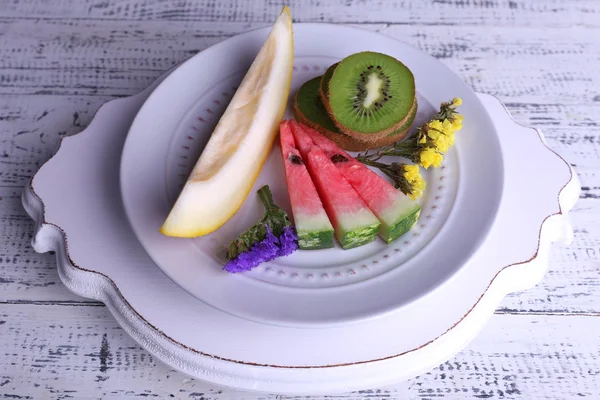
[321,63,418,145]
[295,76,418,151]
[328,51,416,139]
[294,76,372,152]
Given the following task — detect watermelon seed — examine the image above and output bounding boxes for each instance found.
[331,154,349,163]
[289,154,304,165]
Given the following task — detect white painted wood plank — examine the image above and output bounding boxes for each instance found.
[0,20,598,106]
[0,0,597,397]
[1,304,599,398]
[0,95,110,186]
[0,0,598,28]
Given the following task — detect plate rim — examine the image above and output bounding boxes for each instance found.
[117,22,506,326]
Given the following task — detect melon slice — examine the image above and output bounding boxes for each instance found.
[300,123,421,243]
[279,121,334,249]
[160,7,294,237]
[289,121,380,249]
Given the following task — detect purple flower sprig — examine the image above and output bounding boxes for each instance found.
[224,225,298,273]
[224,185,298,273]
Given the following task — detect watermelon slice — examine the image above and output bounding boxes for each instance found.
[289,120,380,249]
[279,121,334,249]
[300,123,421,243]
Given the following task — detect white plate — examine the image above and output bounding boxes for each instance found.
[120,23,504,326]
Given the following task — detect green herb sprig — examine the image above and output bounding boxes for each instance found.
[225,185,291,261]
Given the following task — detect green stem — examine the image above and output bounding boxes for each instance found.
[359,159,389,169]
[257,185,276,212]
[392,141,414,148]
[381,149,413,158]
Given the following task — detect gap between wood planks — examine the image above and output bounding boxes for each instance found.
[0,0,598,27]
[2,300,600,317]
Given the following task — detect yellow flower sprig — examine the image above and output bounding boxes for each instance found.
[360,160,426,200]
[356,98,463,199]
[402,164,426,200]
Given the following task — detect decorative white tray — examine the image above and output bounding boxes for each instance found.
[22,24,579,395]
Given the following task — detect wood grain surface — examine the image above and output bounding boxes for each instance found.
[1,0,599,398]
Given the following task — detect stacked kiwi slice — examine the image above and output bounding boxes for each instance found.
[294,51,417,151]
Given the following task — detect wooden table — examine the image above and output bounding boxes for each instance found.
[1,1,599,398]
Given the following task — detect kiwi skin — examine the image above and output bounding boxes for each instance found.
[319,63,338,112]
[325,52,416,140]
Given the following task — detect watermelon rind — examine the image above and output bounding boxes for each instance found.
[381,201,421,243]
[298,228,335,250]
[340,220,381,249]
